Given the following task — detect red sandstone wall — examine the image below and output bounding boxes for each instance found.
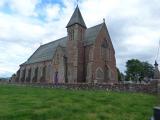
[92,23,117,82]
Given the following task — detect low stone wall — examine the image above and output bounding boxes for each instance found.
[4,80,159,95]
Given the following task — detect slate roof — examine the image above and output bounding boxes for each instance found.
[24,23,104,65]
[25,37,67,64]
[66,6,86,28]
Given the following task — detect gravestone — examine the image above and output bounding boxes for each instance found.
[153,107,160,120]
[158,79,160,95]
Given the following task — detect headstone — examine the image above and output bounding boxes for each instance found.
[154,107,160,120]
[158,80,160,95]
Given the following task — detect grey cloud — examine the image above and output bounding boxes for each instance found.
[106,0,160,72]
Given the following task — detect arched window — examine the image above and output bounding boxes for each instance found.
[68,29,74,41]
[26,68,31,83]
[101,39,108,60]
[109,48,112,61]
[89,47,93,61]
[46,65,51,80]
[96,67,104,80]
[43,66,46,80]
[40,66,46,83]
[21,69,26,83]
[101,39,108,48]
[54,53,60,64]
[80,28,83,40]
[35,67,38,82]
[57,54,59,63]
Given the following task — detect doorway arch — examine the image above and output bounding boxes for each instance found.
[54,71,58,84]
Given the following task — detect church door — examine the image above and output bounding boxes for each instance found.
[54,71,58,84]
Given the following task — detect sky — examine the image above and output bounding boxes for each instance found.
[0,0,160,77]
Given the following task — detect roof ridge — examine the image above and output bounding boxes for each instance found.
[41,36,67,47]
[87,23,103,29]
[40,23,103,47]
[91,23,104,45]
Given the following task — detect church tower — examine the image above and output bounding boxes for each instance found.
[66,6,86,83]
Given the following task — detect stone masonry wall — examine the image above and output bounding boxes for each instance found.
[8,80,159,95]
[93,23,117,83]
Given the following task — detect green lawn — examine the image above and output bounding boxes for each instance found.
[0,84,158,120]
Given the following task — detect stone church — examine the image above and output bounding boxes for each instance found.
[13,6,118,84]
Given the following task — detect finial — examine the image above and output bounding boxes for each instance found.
[103,18,105,23]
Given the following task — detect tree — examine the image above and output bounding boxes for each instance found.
[117,68,125,82]
[125,59,154,82]
[116,68,120,81]
[141,62,154,79]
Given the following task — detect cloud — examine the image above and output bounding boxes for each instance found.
[45,4,61,21]
[0,12,45,48]
[106,0,160,72]
[0,41,34,76]
[0,0,160,77]
[10,0,40,16]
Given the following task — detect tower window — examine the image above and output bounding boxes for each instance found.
[69,29,74,40]
[80,28,83,40]
[96,67,104,80]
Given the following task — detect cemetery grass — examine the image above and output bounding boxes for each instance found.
[0,84,158,120]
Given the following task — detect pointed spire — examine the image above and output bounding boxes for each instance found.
[66,5,86,28]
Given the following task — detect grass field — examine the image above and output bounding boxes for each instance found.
[0,84,158,120]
